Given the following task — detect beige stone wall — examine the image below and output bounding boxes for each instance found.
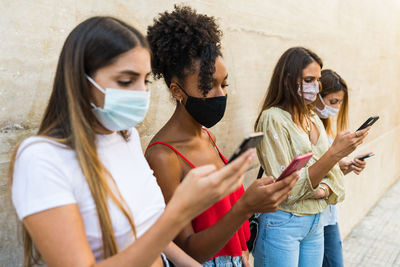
[1,0,400,265]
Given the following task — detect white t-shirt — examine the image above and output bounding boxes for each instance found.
[12,128,166,261]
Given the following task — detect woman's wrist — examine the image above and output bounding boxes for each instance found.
[320,183,332,198]
[163,199,192,230]
[326,146,342,163]
[233,198,254,221]
[318,184,329,199]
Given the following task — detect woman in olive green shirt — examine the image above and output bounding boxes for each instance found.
[252,47,370,267]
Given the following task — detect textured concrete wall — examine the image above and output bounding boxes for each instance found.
[1,0,400,265]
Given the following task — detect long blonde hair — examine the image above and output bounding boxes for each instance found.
[9,17,149,266]
[318,69,349,137]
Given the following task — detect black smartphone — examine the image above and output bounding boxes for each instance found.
[228,132,264,162]
[358,153,375,161]
[356,116,379,131]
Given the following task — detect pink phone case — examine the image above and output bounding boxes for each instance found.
[276,152,313,181]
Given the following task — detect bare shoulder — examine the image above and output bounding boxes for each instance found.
[145,141,183,202]
[145,141,181,172]
[203,128,217,142]
[22,204,94,267]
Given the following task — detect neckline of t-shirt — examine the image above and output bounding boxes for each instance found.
[21,131,127,151]
[96,131,127,148]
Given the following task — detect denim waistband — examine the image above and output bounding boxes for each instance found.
[203,255,243,267]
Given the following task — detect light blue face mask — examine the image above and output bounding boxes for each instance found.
[86,75,150,131]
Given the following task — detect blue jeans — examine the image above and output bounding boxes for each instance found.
[203,256,242,267]
[322,223,344,267]
[253,210,324,267]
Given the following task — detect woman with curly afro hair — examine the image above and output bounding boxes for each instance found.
[145,5,298,266]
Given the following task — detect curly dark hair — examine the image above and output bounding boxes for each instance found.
[147,5,223,96]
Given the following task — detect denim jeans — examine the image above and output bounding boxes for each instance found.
[253,210,324,267]
[203,256,242,267]
[322,223,344,267]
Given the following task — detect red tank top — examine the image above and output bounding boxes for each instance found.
[147,128,250,259]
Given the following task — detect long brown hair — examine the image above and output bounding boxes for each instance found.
[9,16,149,266]
[318,69,349,137]
[254,47,323,130]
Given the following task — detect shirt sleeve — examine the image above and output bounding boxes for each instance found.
[12,139,77,220]
[319,154,345,204]
[256,112,319,204]
[321,173,344,205]
[313,116,345,205]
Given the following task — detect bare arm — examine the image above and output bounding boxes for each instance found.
[174,174,299,263]
[23,150,255,267]
[163,242,201,267]
[146,146,298,263]
[23,203,187,267]
[308,128,370,188]
[146,146,247,262]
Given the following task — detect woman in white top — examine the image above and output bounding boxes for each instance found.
[10,16,255,267]
[314,69,370,267]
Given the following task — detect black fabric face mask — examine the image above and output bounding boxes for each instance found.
[177,84,227,128]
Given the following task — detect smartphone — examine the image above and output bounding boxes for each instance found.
[228,132,264,162]
[358,153,375,161]
[276,152,313,182]
[356,116,379,131]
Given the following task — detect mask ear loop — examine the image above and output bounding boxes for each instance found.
[86,75,106,109]
[175,82,191,97]
[174,82,189,105]
[86,75,106,94]
[318,93,328,108]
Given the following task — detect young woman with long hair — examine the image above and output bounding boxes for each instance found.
[315,69,370,267]
[252,47,370,267]
[10,16,255,267]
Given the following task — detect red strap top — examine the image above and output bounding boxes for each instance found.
[147,128,250,259]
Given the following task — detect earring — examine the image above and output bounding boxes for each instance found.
[179,98,182,104]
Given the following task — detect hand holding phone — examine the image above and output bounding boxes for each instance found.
[228,133,264,162]
[276,153,313,182]
[331,126,370,160]
[348,153,372,175]
[357,153,374,161]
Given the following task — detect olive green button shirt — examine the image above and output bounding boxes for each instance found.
[256,107,345,216]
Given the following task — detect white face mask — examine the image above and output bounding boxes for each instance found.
[298,82,319,103]
[315,94,339,119]
[86,76,150,131]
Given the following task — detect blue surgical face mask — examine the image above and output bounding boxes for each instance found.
[86,75,150,131]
